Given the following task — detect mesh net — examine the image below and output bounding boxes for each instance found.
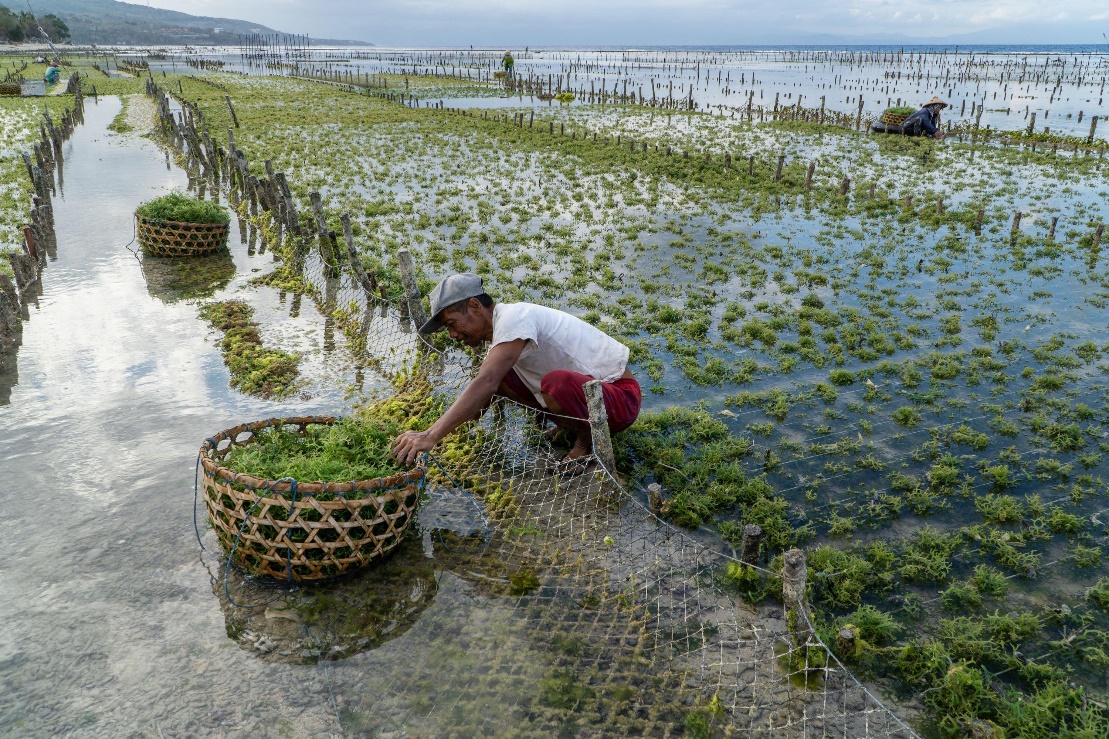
[204,189,919,737]
[155,77,920,736]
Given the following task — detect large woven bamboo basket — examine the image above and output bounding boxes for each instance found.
[199,416,425,582]
[136,213,229,257]
[879,110,911,126]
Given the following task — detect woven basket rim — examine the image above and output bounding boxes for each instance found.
[199,415,426,495]
[135,213,231,230]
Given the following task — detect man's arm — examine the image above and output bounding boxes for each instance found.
[391,338,527,466]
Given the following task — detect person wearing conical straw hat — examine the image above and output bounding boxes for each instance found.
[902,96,948,139]
[502,50,515,80]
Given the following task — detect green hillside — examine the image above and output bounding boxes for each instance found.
[16,0,368,46]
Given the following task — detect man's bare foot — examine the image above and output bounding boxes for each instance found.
[563,435,592,461]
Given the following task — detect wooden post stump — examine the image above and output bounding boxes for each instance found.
[782,548,809,623]
[647,482,663,514]
[740,524,762,567]
[836,626,857,657]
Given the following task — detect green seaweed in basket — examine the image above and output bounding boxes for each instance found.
[885,106,917,117]
[222,417,407,484]
[136,192,230,224]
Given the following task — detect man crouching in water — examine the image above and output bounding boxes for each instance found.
[391,274,641,472]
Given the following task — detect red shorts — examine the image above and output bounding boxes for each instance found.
[500,368,641,434]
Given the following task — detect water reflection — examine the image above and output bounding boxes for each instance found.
[140,251,236,304]
[210,487,495,664]
[212,536,439,664]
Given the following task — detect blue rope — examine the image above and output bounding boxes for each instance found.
[192,436,220,551]
[193,454,206,550]
[223,476,297,609]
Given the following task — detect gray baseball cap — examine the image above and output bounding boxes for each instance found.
[419,273,485,334]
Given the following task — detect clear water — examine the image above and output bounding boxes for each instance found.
[0,96,372,735]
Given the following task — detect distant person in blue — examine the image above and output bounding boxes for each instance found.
[902,96,947,139]
[44,63,60,86]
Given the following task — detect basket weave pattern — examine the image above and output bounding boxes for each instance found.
[879,111,910,126]
[200,416,425,582]
[137,214,229,257]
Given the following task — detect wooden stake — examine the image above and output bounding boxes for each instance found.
[341,213,378,294]
[396,247,427,328]
[740,524,762,567]
[647,482,664,514]
[782,549,809,621]
[224,95,239,128]
[836,626,857,656]
[583,380,617,475]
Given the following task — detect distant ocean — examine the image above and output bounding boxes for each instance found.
[367,44,1109,56]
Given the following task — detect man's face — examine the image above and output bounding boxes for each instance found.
[440,301,485,347]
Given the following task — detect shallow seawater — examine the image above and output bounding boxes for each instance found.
[3,56,1107,734]
[0,97,379,735]
[0,93,726,738]
[166,47,1109,137]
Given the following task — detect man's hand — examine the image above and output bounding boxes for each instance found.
[389,339,528,468]
[934,131,945,140]
[391,430,436,467]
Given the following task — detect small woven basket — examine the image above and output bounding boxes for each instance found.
[136,213,229,257]
[199,416,425,582]
[880,110,910,126]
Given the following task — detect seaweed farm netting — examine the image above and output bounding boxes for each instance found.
[218,204,920,736]
[154,73,1109,735]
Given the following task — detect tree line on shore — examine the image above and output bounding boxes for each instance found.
[0,5,70,44]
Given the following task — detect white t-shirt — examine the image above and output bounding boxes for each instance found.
[491,302,630,406]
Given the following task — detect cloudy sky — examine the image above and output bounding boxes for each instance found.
[141,0,1109,45]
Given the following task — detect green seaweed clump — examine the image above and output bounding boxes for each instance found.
[221,416,408,483]
[137,191,230,224]
[199,299,299,398]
